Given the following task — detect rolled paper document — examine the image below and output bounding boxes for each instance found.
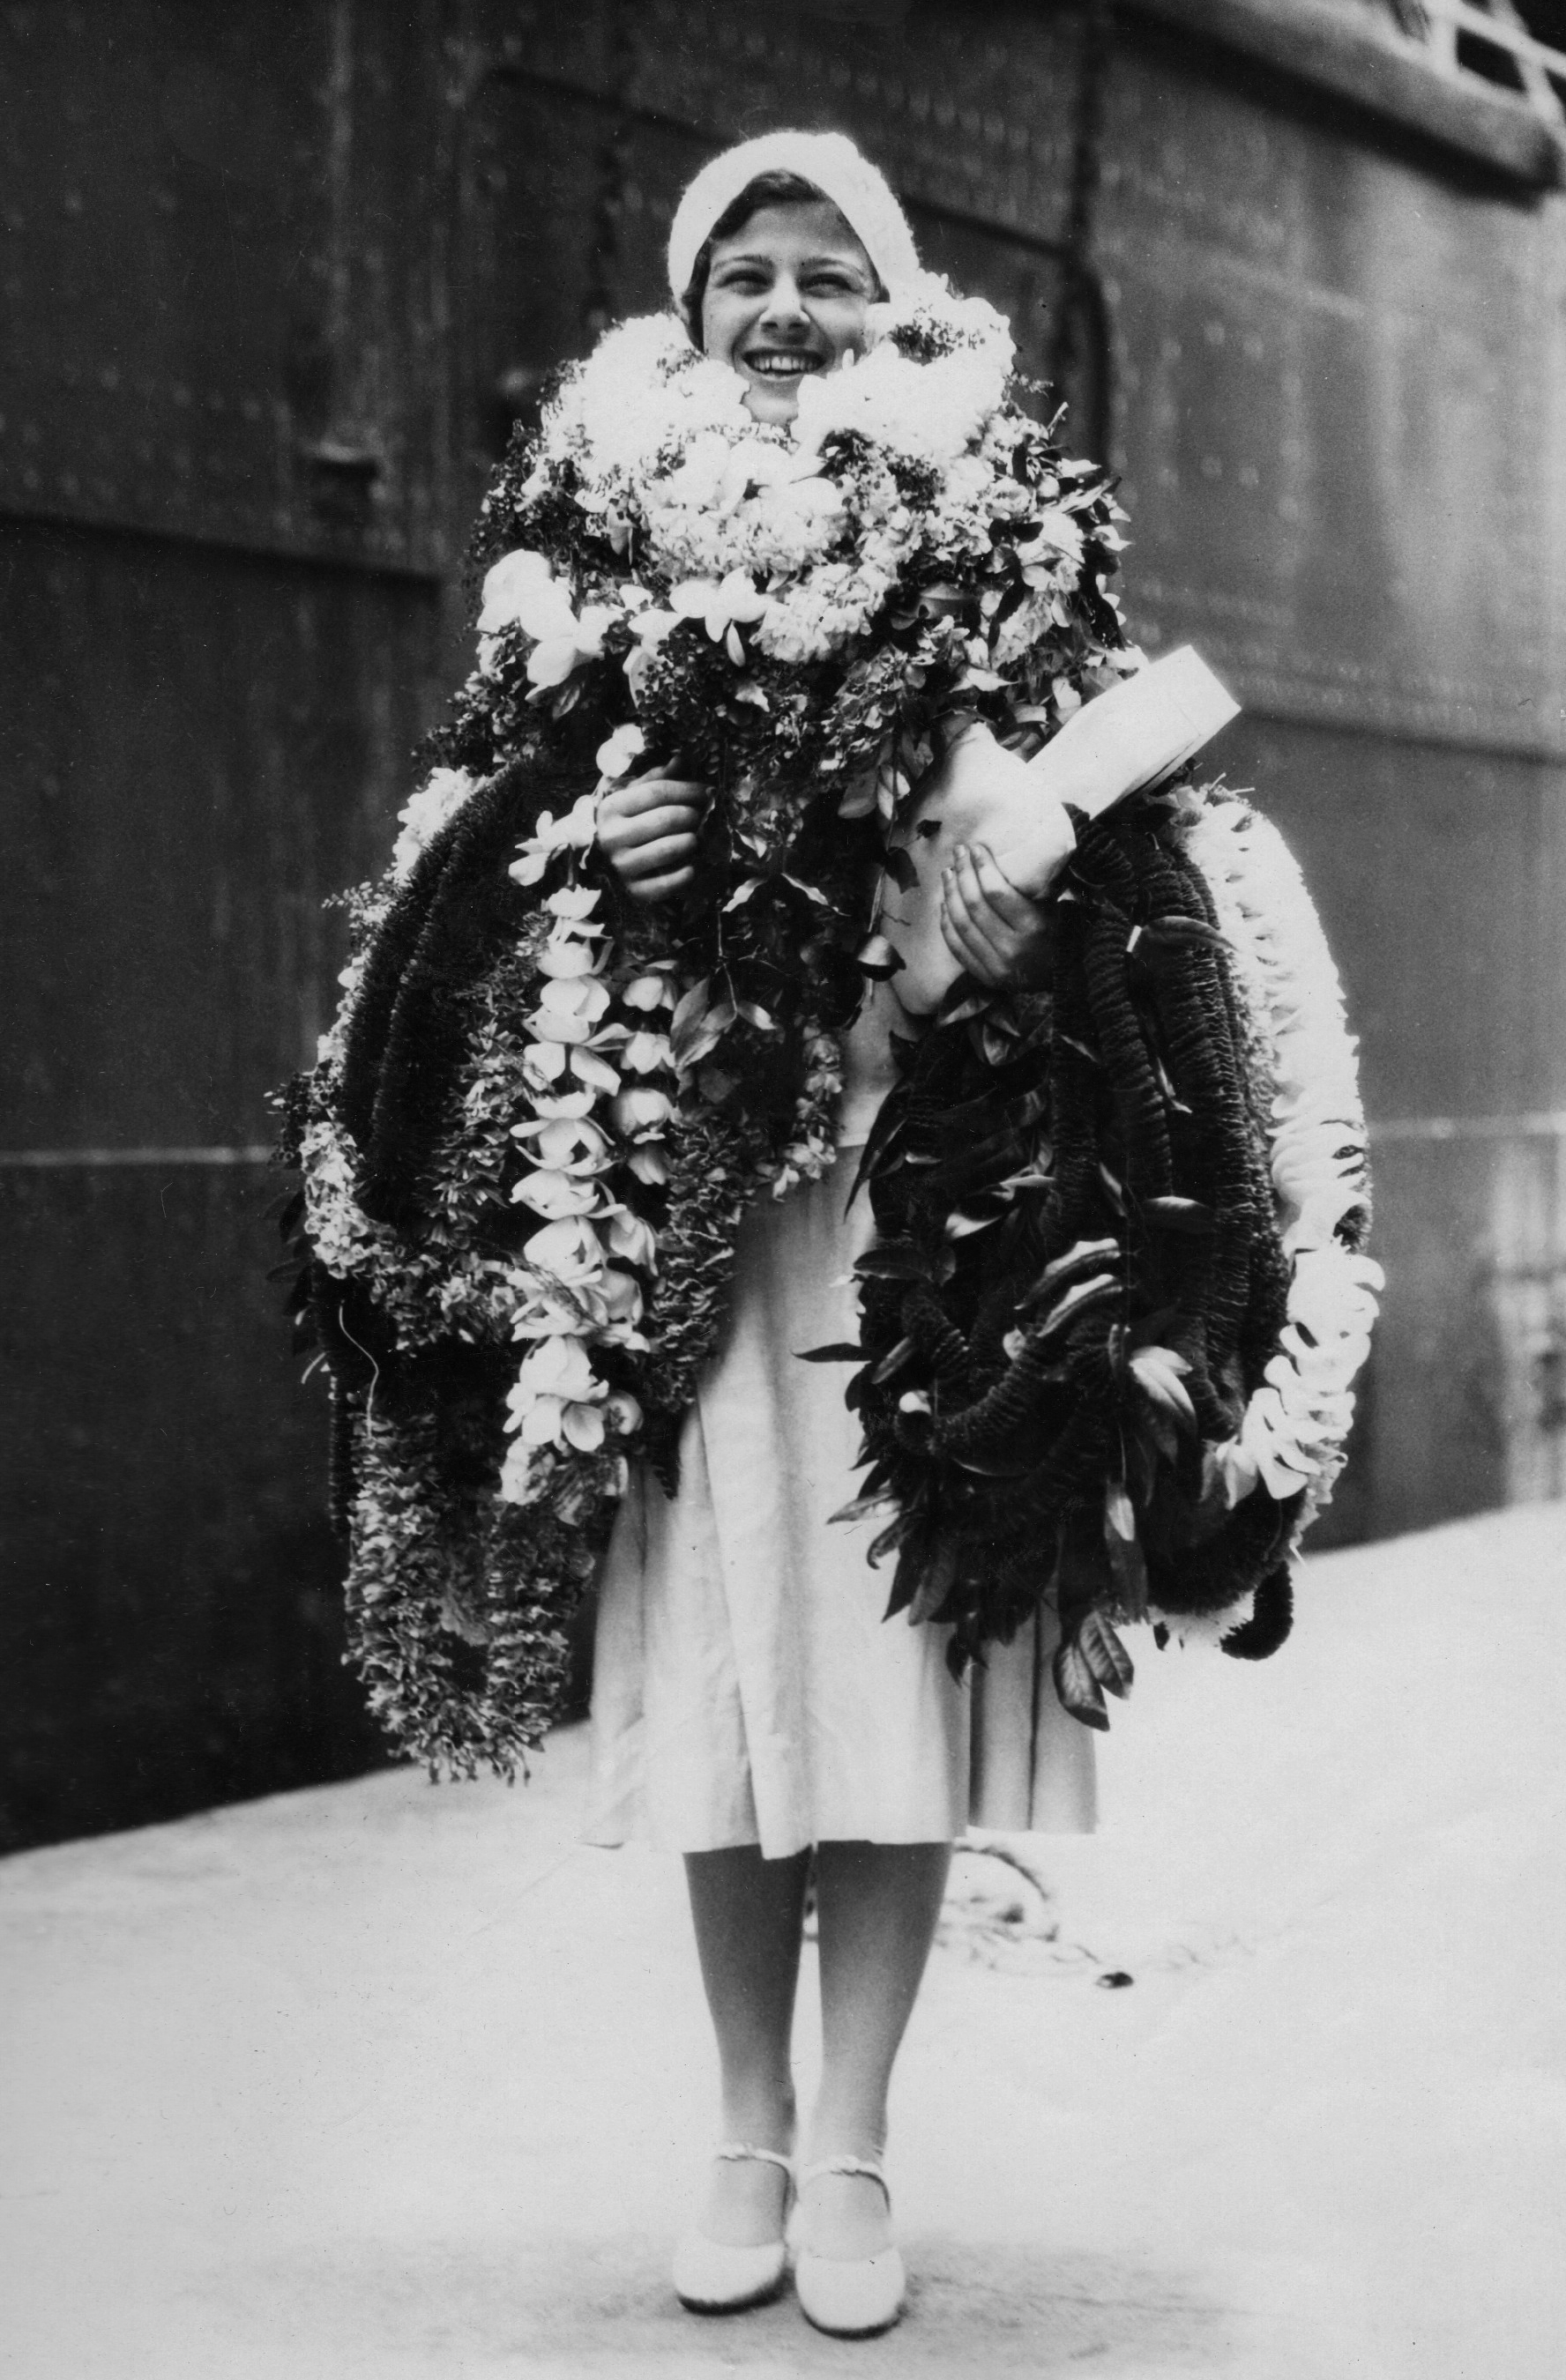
[877,645,1240,1013]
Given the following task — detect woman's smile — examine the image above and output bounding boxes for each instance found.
[700,199,878,424]
[742,348,825,381]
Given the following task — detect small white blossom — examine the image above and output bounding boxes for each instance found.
[595,722,646,780]
[622,973,675,1011]
[390,767,477,881]
[671,569,772,666]
[509,792,601,887]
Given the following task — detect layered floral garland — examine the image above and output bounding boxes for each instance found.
[280,273,1376,1773]
[1185,800,1383,1557]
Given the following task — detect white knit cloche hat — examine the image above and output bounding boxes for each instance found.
[667,129,921,306]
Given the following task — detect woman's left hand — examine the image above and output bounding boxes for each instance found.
[938,842,1055,988]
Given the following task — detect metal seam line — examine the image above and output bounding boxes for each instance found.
[1367,1112,1566,1143]
[0,1147,277,1167]
[3,1116,1566,1166]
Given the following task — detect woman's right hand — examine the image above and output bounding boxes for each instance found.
[598,761,708,904]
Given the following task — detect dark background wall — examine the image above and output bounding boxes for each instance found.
[4,0,1564,1850]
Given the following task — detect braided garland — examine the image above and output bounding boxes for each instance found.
[842,784,1373,1730]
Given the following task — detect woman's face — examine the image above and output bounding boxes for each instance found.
[699,199,878,425]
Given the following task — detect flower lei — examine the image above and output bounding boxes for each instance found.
[1184,800,1383,1562]
[279,273,1374,1774]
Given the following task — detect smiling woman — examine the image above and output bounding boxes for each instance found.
[686,180,884,426]
[283,122,1372,2346]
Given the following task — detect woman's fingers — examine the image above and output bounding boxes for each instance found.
[599,755,705,911]
[939,843,1052,986]
[611,827,698,881]
[601,764,707,817]
[598,762,707,905]
[941,846,1010,966]
[965,844,1040,928]
[600,801,701,854]
[624,864,695,905]
[939,870,1007,985]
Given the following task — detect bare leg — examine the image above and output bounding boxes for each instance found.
[683,1846,811,2244]
[801,1839,952,2259]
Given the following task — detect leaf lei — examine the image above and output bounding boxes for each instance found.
[835,784,1380,1729]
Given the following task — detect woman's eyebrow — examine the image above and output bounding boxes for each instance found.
[712,251,864,271]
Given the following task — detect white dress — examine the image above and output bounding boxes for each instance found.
[584,987,1096,1858]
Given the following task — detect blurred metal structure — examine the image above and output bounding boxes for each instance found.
[4,0,1563,1847]
[1413,0,1566,118]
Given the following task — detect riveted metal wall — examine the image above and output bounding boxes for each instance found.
[0,0,459,1848]
[454,0,1566,1539]
[5,0,1563,1848]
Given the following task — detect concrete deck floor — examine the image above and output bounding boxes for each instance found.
[4,1502,1564,2379]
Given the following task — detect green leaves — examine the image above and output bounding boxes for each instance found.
[854,1239,928,1281]
[870,1334,917,1385]
[1102,1479,1148,1622]
[1125,912,1232,986]
[1130,913,1230,955]
[1054,1609,1134,1729]
[936,978,991,1027]
[1129,1343,1197,1429]
[829,1489,899,1527]
[856,933,906,981]
[669,974,748,1069]
[1079,1608,1135,1697]
[1141,1195,1212,1235]
[1024,1236,1121,1312]
[1033,1271,1119,1342]
[1053,1636,1110,1729]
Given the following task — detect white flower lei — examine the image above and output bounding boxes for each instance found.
[473,276,1095,688]
[1167,798,1384,1640]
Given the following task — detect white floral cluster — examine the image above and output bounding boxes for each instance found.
[491,770,683,1507]
[298,1108,397,1285]
[795,271,1015,465]
[766,1029,846,1202]
[389,766,481,883]
[1186,800,1383,1548]
[474,279,1092,687]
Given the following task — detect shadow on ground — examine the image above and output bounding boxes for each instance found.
[211,2235,1235,2373]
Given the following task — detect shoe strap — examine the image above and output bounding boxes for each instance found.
[714,2142,794,2176]
[799,2153,889,2201]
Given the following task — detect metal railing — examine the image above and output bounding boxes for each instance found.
[1393,0,1566,122]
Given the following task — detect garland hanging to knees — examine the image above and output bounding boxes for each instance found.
[833,781,1378,1729]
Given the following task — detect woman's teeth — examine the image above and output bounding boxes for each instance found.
[745,353,822,377]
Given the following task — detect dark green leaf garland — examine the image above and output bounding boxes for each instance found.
[836,786,1309,1731]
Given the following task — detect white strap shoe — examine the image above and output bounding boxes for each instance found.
[672,2144,794,2314]
[793,2155,906,2338]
